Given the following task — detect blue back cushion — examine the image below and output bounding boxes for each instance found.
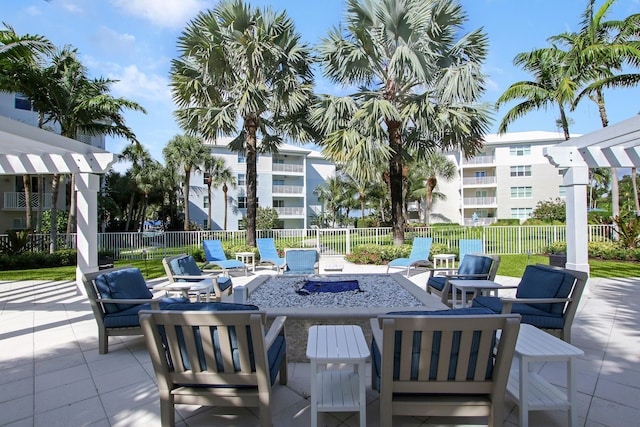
[286,250,317,271]
[516,265,566,313]
[97,268,152,313]
[170,256,203,281]
[457,254,493,276]
[380,308,495,382]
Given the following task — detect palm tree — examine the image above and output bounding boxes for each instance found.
[496,46,576,140]
[163,134,210,231]
[0,25,53,232]
[120,144,152,230]
[170,0,315,246]
[313,176,344,228]
[420,153,457,225]
[134,160,164,232]
[313,0,491,245]
[550,0,640,219]
[202,154,234,230]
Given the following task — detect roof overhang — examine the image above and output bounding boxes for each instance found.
[544,115,640,169]
[0,116,117,175]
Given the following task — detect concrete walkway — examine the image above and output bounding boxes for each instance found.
[0,259,638,426]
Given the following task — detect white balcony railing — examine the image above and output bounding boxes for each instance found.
[463,217,497,226]
[272,185,304,194]
[273,207,305,216]
[462,176,497,186]
[462,156,495,165]
[4,192,53,209]
[463,197,497,207]
[272,163,304,173]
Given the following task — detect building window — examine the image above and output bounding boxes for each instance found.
[203,219,208,229]
[14,93,32,111]
[511,186,532,198]
[203,172,210,185]
[237,173,246,186]
[510,165,532,177]
[273,200,284,208]
[203,196,209,208]
[510,145,531,156]
[238,153,245,163]
[559,186,566,197]
[475,171,486,178]
[273,179,284,186]
[238,196,247,209]
[511,207,533,220]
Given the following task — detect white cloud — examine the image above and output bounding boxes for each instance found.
[109,64,172,104]
[91,26,136,57]
[25,6,41,16]
[59,0,83,13]
[110,0,208,29]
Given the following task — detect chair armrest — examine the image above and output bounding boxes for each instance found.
[445,273,491,280]
[265,316,287,349]
[171,274,212,281]
[426,267,457,277]
[501,297,572,313]
[370,318,383,345]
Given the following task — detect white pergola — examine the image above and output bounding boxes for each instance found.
[0,116,117,290]
[545,114,640,275]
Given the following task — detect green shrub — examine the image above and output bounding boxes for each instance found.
[429,243,451,257]
[345,244,410,264]
[543,241,566,254]
[0,249,76,270]
[492,219,520,226]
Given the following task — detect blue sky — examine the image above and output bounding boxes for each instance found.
[3,0,640,166]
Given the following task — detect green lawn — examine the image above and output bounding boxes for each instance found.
[0,255,638,281]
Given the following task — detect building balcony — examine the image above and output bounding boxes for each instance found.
[463,217,497,226]
[272,163,304,173]
[273,207,305,217]
[463,197,497,207]
[462,176,497,186]
[4,192,53,210]
[462,156,495,166]
[272,185,304,195]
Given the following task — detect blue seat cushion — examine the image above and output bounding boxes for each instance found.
[104,297,188,328]
[158,303,285,386]
[372,308,495,391]
[96,268,153,313]
[457,254,493,276]
[427,276,447,292]
[285,250,317,273]
[215,259,246,269]
[515,265,566,313]
[169,255,204,279]
[472,296,564,329]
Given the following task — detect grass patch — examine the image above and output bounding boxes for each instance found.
[0,254,638,281]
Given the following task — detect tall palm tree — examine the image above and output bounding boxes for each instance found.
[550,0,640,219]
[0,25,53,232]
[496,46,576,140]
[120,144,152,230]
[163,134,210,231]
[134,160,164,232]
[313,0,491,245]
[171,0,315,246]
[202,154,234,230]
[420,152,457,225]
[313,176,344,228]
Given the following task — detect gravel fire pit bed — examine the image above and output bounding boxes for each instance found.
[228,273,447,361]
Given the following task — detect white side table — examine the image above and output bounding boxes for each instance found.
[155,281,211,302]
[235,251,255,272]
[433,253,456,270]
[306,325,369,427]
[506,324,584,427]
[448,279,518,308]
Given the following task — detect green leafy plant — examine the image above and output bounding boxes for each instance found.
[0,229,33,255]
[612,214,640,249]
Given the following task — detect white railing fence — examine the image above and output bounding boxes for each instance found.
[1,225,616,261]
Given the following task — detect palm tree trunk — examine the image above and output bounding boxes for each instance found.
[36,175,44,232]
[360,194,365,221]
[207,182,213,230]
[125,192,135,231]
[65,173,76,248]
[223,183,228,230]
[50,174,60,254]
[633,168,640,214]
[245,117,258,247]
[388,121,404,246]
[595,90,619,219]
[23,175,33,230]
[183,168,191,231]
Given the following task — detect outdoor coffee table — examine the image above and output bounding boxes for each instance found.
[306,325,369,427]
[448,278,517,308]
[155,281,211,302]
[235,251,255,272]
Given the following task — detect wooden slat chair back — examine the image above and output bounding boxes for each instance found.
[371,313,520,427]
[140,309,288,427]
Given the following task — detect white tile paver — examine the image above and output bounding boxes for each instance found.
[1,263,639,426]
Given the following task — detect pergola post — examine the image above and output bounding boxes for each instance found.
[75,173,100,294]
[562,166,590,275]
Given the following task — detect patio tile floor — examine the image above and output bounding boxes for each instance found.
[1,260,638,426]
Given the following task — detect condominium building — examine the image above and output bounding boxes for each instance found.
[190,139,336,230]
[420,131,572,226]
[0,92,105,232]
